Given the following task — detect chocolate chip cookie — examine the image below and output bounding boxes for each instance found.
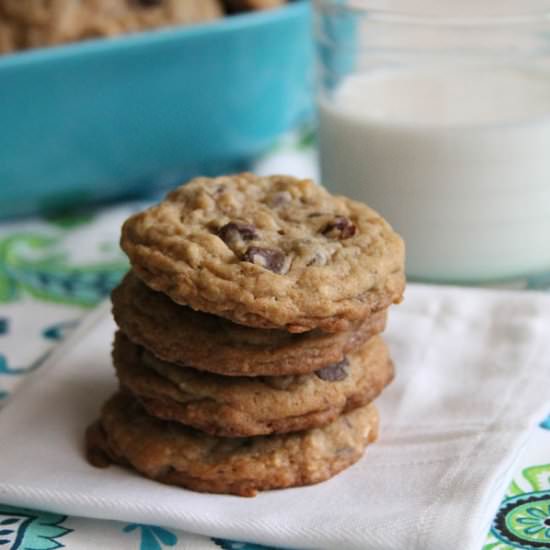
[0,0,222,53]
[86,391,379,496]
[112,271,387,376]
[121,174,405,333]
[113,330,392,437]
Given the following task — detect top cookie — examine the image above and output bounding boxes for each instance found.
[121,173,405,332]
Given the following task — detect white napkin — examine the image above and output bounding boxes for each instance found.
[0,284,548,550]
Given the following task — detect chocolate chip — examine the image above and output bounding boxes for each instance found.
[322,216,356,239]
[133,0,162,6]
[315,358,349,381]
[217,222,257,244]
[242,246,285,273]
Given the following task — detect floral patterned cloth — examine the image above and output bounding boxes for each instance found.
[0,139,549,550]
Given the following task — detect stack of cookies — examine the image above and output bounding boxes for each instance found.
[86,174,405,497]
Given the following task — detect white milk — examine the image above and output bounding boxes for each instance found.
[319,67,550,282]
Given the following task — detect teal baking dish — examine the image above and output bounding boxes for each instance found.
[0,2,312,219]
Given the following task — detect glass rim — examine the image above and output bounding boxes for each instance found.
[312,0,550,27]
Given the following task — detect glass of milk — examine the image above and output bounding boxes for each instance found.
[315,0,550,284]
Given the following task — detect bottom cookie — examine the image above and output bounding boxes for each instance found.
[86,392,379,497]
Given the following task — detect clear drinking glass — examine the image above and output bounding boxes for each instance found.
[314,0,550,286]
